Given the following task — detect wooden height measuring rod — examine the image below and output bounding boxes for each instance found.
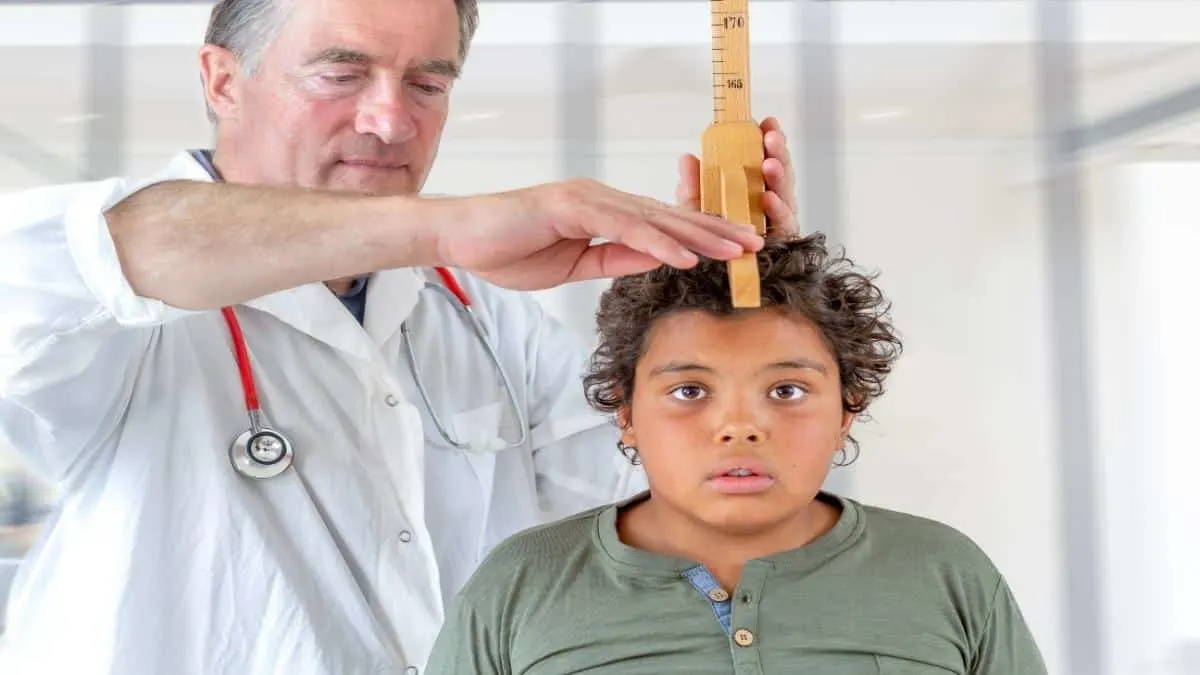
[701,0,765,307]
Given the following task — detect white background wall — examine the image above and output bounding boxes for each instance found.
[1087,160,1200,675]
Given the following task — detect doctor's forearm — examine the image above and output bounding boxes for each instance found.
[105,181,452,310]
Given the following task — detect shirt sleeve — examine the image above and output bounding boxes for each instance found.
[970,577,1049,675]
[423,594,510,675]
[0,178,199,482]
[517,293,648,516]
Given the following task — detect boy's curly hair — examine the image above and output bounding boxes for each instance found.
[583,233,902,445]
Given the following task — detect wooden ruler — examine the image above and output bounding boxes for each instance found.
[701,0,765,307]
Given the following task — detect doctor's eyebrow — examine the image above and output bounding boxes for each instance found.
[417,58,461,80]
[305,47,371,66]
[303,48,461,79]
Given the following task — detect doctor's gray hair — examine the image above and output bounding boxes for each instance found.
[204,0,284,77]
[202,0,480,120]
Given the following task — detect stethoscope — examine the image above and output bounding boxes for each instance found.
[189,151,528,479]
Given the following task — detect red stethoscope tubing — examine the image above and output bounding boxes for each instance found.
[434,266,470,307]
[221,267,469,414]
[221,305,260,413]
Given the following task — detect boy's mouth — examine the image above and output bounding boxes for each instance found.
[708,458,772,478]
[706,459,776,494]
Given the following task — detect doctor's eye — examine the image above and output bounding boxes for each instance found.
[313,71,365,88]
[768,384,807,401]
[410,82,447,96]
[669,385,707,401]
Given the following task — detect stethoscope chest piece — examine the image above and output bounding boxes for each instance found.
[220,304,295,480]
[230,425,294,479]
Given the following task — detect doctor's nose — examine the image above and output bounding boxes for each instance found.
[355,83,418,144]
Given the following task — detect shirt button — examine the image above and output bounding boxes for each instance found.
[384,394,399,407]
[398,530,413,543]
[707,588,730,602]
[733,628,755,647]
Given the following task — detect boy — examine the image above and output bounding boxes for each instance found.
[423,234,1047,674]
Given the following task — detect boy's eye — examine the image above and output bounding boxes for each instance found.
[769,384,806,400]
[670,385,706,401]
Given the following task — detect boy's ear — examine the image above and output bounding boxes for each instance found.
[617,406,637,447]
[839,410,854,443]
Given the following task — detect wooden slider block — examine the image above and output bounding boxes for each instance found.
[700,120,766,308]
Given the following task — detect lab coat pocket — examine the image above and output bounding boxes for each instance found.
[448,402,500,513]
[449,401,505,454]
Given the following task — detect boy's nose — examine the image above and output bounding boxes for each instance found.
[715,422,766,445]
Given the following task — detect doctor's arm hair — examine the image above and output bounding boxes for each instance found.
[582,233,903,436]
[105,181,457,310]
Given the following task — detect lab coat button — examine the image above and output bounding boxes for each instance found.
[404,667,418,675]
[398,530,413,543]
[384,394,400,407]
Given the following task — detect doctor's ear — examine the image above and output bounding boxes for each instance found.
[199,44,245,122]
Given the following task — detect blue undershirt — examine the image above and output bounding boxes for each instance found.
[337,275,369,324]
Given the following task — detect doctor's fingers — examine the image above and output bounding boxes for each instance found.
[674,154,702,211]
[762,189,800,237]
[761,118,797,210]
[583,193,764,265]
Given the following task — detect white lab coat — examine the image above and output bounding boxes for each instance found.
[0,152,646,674]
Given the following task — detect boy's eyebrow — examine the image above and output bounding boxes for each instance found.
[648,359,829,377]
[648,362,713,378]
[765,359,829,375]
[303,48,461,79]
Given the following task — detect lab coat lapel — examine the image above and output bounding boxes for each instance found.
[363,267,424,349]
[243,284,379,363]
[162,151,219,183]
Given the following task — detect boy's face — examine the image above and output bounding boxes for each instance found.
[620,307,853,537]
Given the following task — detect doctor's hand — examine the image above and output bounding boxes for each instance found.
[675,116,799,237]
[435,179,764,291]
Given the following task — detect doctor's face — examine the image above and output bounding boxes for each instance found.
[201,0,461,195]
[619,308,853,539]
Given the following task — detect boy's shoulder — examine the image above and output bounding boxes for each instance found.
[455,502,610,599]
[853,497,1003,578]
[494,503,605,558]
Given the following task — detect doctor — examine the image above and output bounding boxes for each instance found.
[0,0,799,672]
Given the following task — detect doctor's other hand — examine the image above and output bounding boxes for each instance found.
[675,116,799,237]
[435,178,764,291]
